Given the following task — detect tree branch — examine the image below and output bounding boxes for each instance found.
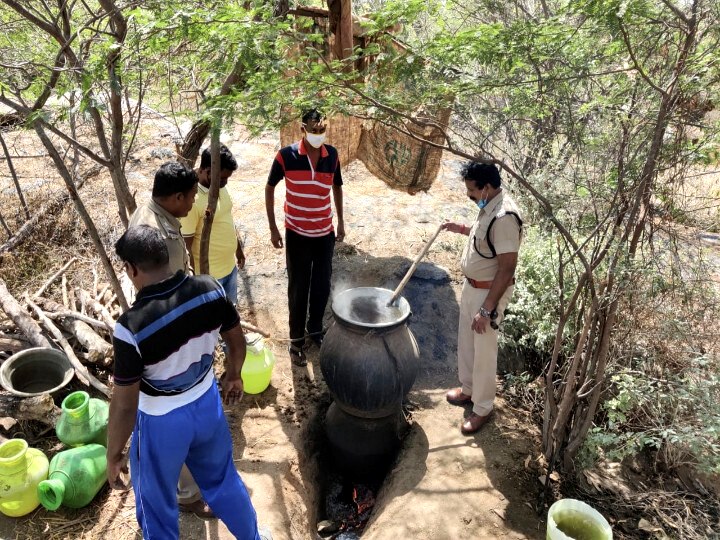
[618,21,666,96]
[659,0,690,24]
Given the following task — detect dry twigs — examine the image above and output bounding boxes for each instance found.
[575,482,720,539]
[33,257,78,299]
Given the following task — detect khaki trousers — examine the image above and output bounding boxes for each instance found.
[457,281,514,416]
[177,464,202,504]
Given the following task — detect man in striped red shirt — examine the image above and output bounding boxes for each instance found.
[265,109,345,366]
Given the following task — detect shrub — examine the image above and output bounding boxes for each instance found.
[582,355,720,474]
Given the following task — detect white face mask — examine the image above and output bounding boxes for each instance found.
[305,132,326,148]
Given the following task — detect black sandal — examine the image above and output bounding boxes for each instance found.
[288,344,307,367]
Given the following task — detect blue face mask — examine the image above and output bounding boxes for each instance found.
[475,187,489,209]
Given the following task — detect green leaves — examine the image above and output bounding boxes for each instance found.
[584,356,720,474]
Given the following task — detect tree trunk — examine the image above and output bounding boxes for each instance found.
[179,120,211,167]
[328,0,354,61]
[274,0,289,17]
[33,124,129,312]
[199,127,221,274]
[87,106,135,226]
[0,278,52,348]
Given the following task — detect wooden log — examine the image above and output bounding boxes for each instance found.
[33,257,78,299]
[77,289,115,328]
[103,293,117,308]
[35,297,112,363]
[78,286,87,315]
[96,283,110,303]
[0,332,31,354]
[77,351,112,367]
[0,393,59,426]
[67,286,76,311]
[62,274,69,308]
[36,297,113,332]
[0,278,52,348]
[44,311,111,332]
[25,297,110,397]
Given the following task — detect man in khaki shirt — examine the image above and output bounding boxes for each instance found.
[128,162,197,274]
[127,162,215,518]
[441,162,522,434]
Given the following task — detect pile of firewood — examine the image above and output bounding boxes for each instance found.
[0,259,116,430]
[0,257,272,436]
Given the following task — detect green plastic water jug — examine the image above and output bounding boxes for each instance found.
[37,443,107,510]
[56,390,109,447]
[0,439,49,517]
[241,333,276,394]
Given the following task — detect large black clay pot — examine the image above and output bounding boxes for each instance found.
[324,402,408,481]
[320,287,419,419]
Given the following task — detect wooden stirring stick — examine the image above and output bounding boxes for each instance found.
[387,223,444,306]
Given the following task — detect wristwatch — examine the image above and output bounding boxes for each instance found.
[479,307,493,319]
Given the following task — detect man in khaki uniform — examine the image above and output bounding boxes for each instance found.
[128,162,196,274]
[442,162,522,434]
[127,161,213,518]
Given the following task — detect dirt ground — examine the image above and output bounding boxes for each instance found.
[0,120,545,539]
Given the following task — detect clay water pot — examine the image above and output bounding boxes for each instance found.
[324,402,408,481]
[320,287,419,419]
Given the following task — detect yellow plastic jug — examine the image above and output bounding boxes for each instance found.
[0,439,49,517]
[241,333,276,394]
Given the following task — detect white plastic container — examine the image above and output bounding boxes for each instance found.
[547,498,612,540]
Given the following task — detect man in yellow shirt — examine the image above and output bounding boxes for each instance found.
[181,145,246,303]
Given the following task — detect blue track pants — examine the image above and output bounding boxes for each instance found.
[129,381,260,539]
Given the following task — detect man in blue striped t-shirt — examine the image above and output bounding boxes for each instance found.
[107,225,265,540]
